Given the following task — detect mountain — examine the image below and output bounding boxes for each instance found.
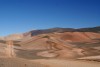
[0,26,100,59]
[24,26,100,37]
[17,26,100,59]
[0,26,99,41]
[0,34,24,40]
[23,27,75,37]
[77,26,100,32]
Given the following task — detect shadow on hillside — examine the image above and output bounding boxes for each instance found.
[16,49,51,60]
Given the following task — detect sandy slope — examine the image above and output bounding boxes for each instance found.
[32,59,100,67]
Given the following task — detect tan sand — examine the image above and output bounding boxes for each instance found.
[32,59,100,67]
[0,58,46,67]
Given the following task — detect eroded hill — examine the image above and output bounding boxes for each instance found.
[16,26,100,59]
[0,26,100,60]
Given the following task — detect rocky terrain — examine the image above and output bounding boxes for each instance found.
[0,26,100,67]
[17,26,100,59]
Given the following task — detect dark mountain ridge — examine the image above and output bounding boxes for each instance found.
[24,26,100,36]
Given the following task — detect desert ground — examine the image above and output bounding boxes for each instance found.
[0,57,100,67]
[0,27,100,67]
[0,57,46,67]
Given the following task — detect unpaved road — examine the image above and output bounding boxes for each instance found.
[0,57,100,67]
[0,58,46,67]
[32,59,100,67]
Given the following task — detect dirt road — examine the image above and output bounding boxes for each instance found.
[0,58,46,67]
[32,59,100,67]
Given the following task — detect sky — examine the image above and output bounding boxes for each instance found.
[0,0,100,36]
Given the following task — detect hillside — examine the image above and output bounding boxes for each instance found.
[16,26,100,59]
[24,26,100,37]
[0,26,100,67]
[0,34,23,40]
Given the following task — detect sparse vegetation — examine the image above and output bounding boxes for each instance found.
[42,36,50,39]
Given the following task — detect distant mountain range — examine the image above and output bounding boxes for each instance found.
[0,26,99,40]
[24,26,100,36]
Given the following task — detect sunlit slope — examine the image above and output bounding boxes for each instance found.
[17,31,100,59]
